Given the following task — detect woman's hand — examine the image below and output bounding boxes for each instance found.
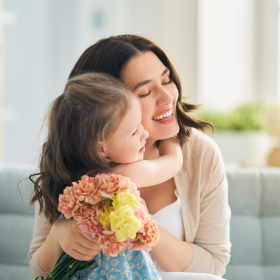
[52,218,101,261]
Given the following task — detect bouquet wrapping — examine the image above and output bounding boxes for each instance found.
[37,173,161,280]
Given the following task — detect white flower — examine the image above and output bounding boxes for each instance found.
[111,259,119,266]
[128,263,134,269]
[137,263,142,269]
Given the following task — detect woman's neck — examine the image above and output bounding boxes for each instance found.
[144,139,160,160]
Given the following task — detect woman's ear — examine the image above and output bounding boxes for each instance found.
[97,141,107,158]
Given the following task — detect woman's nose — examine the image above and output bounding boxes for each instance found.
[156,86,173,106]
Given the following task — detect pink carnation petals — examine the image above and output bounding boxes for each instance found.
[78,222,104,237]
[74,175,100,204]
[72,201,104,225]
[98,231,128,257]
[134,205,150,233]
[57,173,159,256]
[58,186,76,219]
[97,173,130,199]
[137,219,160,251]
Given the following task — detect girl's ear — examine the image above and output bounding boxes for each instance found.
[97,141,107,158]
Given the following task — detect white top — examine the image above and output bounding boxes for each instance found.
[150,190,184,271]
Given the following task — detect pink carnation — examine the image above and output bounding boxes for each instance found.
[127,238,144,251]
[137,219,160,251]
[72,201,104,225]
[58,186,76,219]
[129,181,140,198]
[73,175,100,204]
[78,222,104,237]
[134,205,150,233]
[98,231,128,257]
[97,173,130,199]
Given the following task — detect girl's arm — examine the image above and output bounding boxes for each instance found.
[113,137,183,188]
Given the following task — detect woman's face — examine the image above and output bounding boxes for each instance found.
[121,51,179,143]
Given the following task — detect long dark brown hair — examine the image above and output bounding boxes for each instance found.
[69,34,213,144]
[30,73,135,224]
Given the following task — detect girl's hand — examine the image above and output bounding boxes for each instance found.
[51,218,101,261]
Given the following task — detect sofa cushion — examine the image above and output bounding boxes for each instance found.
[224,168,280,280]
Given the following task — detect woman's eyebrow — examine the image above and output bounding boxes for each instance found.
[133,68,169,91]
[133,80,152,91]
[161,68,169,76]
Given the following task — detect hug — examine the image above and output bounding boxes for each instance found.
[28,35,231,280]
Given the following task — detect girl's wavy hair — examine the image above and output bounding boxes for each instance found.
[69,34,213,145]
[30,72,135,224]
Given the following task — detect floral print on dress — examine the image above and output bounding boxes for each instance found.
[71,249,161,280]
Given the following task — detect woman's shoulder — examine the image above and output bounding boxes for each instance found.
[182,128,221,159]
[179,128,225,180]
[177,128,227,198]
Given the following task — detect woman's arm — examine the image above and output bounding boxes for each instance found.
[149,226,194,272]
[113,137,183,188]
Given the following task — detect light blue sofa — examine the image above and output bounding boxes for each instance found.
[0,163,280,280]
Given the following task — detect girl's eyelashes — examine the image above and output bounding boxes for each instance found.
[132,129,138,136]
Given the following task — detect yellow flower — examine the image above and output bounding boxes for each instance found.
[100,200,114,230]
[109,205,141,242]
[112,189,139,210]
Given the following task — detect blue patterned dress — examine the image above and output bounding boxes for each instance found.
[71,249,161,280]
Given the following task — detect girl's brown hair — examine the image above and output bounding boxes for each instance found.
[30,73,135,224]
[69,34,213,145]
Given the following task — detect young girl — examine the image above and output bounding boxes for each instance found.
[29,72,182,280]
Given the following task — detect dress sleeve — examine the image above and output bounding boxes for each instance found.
[183,136,231,276]
[28,201,52,280]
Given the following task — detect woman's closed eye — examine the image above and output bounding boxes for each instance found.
[162,79,172,85]
[138,79,172,98]
[139,91,151,98]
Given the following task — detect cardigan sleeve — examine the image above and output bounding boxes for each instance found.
[182,132,231,276]
[28,201,51,280]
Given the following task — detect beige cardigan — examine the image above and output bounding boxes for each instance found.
[28,129,231,279]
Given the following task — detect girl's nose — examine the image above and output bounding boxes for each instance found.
[140,124,149,140]
[156,86,173,107]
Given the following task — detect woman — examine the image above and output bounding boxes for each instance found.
[29,35,231,280]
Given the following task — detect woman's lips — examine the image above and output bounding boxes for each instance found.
[152,112,175,124]
[152,107,172,120]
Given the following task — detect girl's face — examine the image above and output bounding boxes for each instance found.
[121,51,179,143]
[102,98,149,164]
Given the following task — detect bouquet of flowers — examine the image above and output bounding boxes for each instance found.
[36,173,161,280]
